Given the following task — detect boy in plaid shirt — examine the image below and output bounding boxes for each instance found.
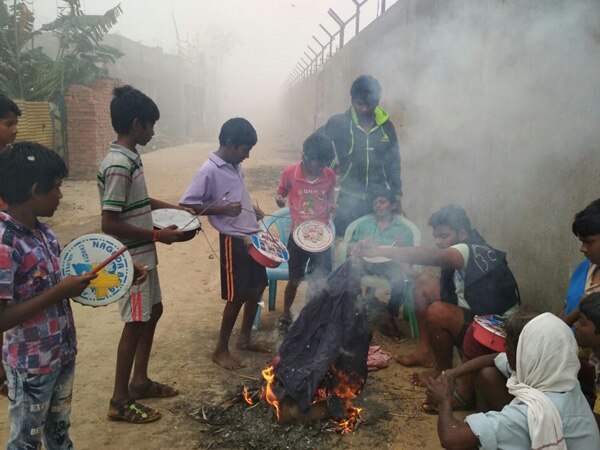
[0,143,96,449]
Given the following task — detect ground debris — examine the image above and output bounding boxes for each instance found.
[188,383,394,450]
[189,384,326,450]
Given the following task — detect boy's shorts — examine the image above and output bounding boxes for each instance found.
[220,234,267,303]
[287,233,332,280]
[462,320,496,359]
[118,268,162,322]
[454,308,476,348]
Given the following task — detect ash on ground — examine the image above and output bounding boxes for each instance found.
[188,383,392,450]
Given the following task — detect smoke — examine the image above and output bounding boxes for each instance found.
[283,0,600,311]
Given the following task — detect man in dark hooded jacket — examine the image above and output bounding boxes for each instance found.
[319,75,402,236]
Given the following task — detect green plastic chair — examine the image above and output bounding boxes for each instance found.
[337,214,421,339]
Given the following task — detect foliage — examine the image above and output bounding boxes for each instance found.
[0,0,123,101]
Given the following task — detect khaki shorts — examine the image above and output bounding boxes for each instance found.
[118,268,162,322]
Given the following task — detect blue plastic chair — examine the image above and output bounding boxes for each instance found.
[252,208,292,330]
[336,214,421,339]
[253,207,335,330]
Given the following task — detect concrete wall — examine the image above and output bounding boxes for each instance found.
[283,0,600,311]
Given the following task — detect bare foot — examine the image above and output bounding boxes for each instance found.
[409,369,440,387]
[212,350,246,370]
[236,340,273,353]
[394,350,434,368]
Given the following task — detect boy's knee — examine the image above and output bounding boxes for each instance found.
[477,366,503,385]
[150,302,163,320]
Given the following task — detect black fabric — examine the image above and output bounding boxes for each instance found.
[440,230,520,316]
[286,232,332,280]
[274,261,371,413]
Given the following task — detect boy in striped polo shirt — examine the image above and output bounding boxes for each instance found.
[98,85,189,423]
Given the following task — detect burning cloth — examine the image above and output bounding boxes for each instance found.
[274,261,371,414]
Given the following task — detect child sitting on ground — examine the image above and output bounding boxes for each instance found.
[575,292,600,429]
[423,311,537,414]
[0,93,21,396]
[275,133,336,332]
[0,143,97,448]
[562,198,600,326]
[428,312,600,449]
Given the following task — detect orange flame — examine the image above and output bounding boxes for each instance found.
[330,366,363,434]
[243,386,255,405]
[261,364,281,421]
[244,360,363,433]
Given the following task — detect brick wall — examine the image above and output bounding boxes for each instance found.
[65,79,118,178]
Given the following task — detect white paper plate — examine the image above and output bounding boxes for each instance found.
[292,220,334,252]
[59,234,134,307]
[152,208,201,231]
[362,245,394,264]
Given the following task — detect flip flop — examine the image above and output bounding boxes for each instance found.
[107,399,161,424]
[129,379,179,400]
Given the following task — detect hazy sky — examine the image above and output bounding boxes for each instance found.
[32,0,392,125]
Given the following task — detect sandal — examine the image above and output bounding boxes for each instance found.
[0,374,8,397]
[107,399,161,424]
[129,379,179,400]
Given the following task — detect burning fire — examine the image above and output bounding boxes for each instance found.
[330,366,363,434]
[243,360,363,434]
[242,386,255,405]
[261,364,281,421]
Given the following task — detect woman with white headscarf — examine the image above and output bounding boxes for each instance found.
[426,312,600,449]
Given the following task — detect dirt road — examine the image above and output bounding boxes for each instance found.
[0,139,448,449]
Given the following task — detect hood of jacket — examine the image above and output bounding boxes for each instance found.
[350,105,390,128]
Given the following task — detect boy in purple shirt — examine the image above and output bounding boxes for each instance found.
[180,118,270,370]
[0,143,97,449]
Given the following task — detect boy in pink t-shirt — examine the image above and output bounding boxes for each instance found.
[275,133,336,331]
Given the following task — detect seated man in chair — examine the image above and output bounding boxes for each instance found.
[355,205,520,386]
[348,188,418,338]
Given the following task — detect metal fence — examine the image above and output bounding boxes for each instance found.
[286,0,398,88]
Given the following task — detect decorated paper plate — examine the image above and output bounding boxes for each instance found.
[151,208,201,231]
[249,232,289,268]
[59,234,134,307]
[292,220,334,252]
[363,245,394,264]
[473,315,506,352]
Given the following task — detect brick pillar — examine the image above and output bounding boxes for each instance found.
[65,79,118,178]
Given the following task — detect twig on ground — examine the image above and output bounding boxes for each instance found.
[215,367,260,382]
